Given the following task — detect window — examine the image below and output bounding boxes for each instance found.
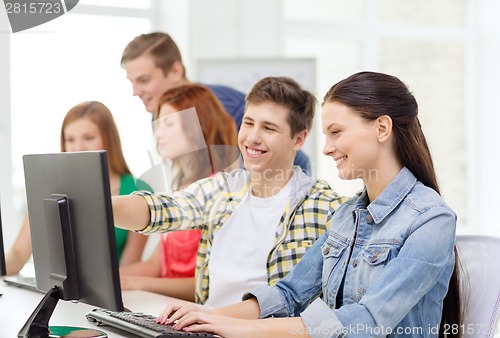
[284,0,468,226]
[81,0,151,9]
[8,4,153,230]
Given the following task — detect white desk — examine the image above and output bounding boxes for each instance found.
[0,281,190,337]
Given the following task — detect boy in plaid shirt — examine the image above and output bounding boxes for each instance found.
[113,76,345,306]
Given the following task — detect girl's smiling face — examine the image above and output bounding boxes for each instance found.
[322,101,381,181]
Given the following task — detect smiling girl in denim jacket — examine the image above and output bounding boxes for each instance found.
[158,71,463,338]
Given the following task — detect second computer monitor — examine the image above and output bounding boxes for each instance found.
[0,200,6,276]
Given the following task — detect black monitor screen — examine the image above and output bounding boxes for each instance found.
[21,151,123,336]
[0,201,6,276]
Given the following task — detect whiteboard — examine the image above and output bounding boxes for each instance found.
[197,58,316,93]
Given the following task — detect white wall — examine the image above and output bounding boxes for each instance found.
[470,0,500,235]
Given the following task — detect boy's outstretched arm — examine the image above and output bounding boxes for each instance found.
[112,195,150,231]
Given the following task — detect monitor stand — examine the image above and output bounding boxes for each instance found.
[18,195,108,337]
[17,284,108,338]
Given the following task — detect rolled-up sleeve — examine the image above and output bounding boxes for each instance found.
[300,299,346,338]
[243,286,291,318]
[244,286,347,338]
[132,191,162,232]
[131,179,211,234]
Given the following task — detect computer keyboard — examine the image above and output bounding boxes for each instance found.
[3,275,40,292]
[86,308,217,338]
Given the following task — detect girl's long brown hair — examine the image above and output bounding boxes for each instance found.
[155,84,238,188]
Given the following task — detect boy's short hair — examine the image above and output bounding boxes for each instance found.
[120,32,185,77]
[245,77,316,136]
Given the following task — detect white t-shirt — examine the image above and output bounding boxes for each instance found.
[204,174,296,308]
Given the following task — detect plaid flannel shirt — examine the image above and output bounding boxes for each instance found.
[134,168,346,304]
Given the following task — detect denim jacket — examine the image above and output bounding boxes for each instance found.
[245,167,456,338]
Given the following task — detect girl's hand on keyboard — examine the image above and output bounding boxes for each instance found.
[173,312,259,338]
[156,302,209,325]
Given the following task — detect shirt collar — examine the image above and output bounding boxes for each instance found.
[356,167,417,224]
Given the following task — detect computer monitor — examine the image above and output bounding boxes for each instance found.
[0,200,6,276]
[20,151,124,338]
